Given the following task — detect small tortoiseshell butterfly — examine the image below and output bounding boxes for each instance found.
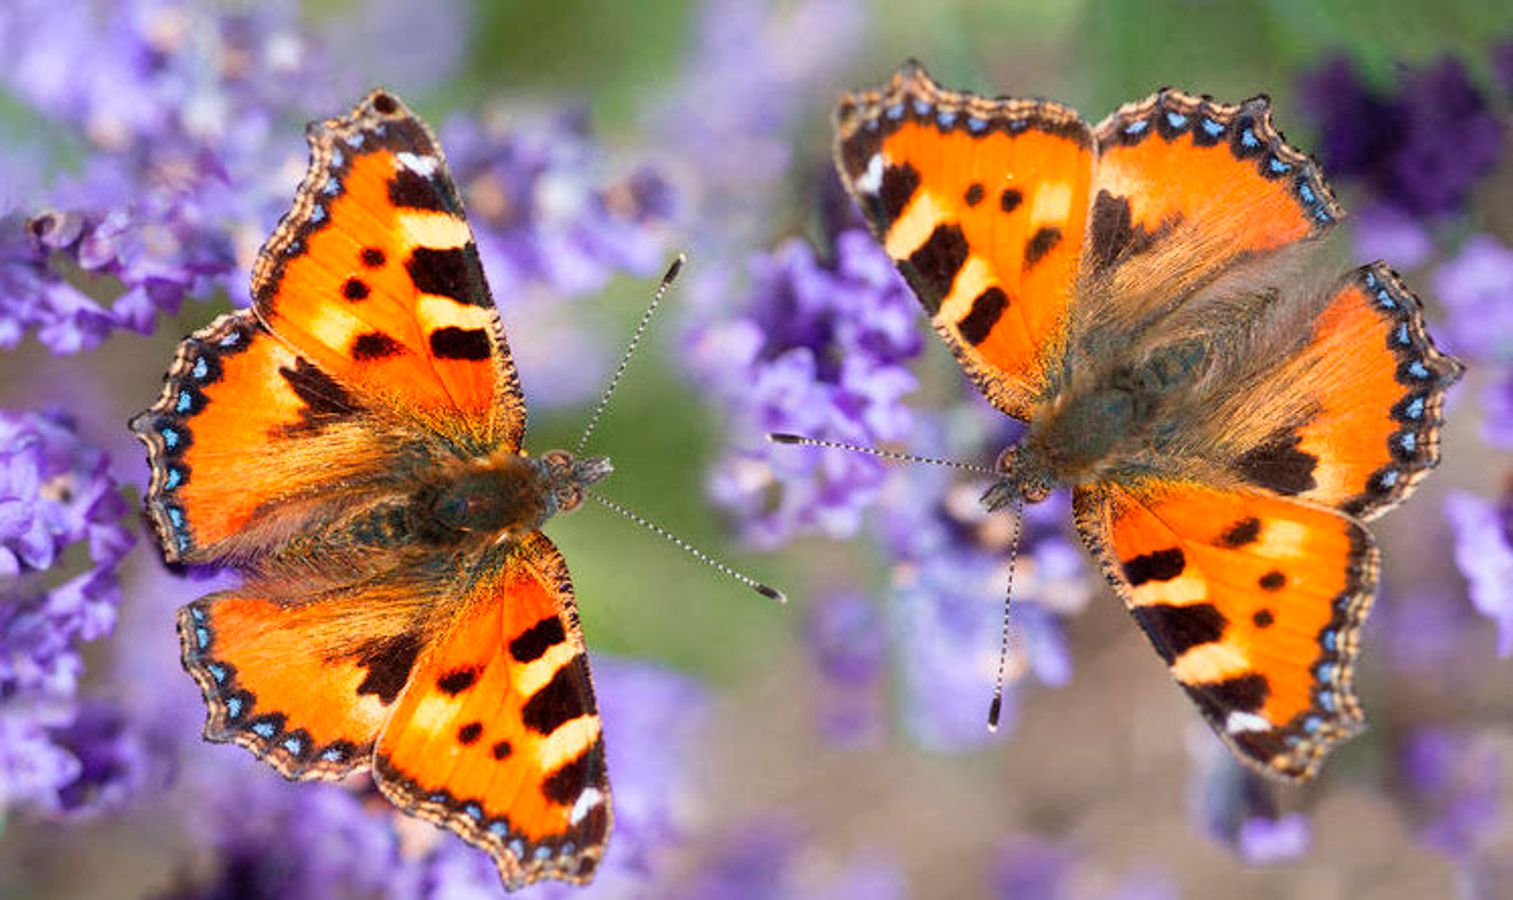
[132,91,619,888]
[832,63,1464,780]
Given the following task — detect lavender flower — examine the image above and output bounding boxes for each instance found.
[670,818,906,900]
[1187,728,1310,864]
[690,229,922,548]
[805,593,888,747]
[1397,729,1504,859]
[159,658,709,898]
[873,413,1089,751]
[1432,234,1513,368]
[991,836,1178,900]
[1445,491,1513,658]
[0,408,134,818]
[1299,54,1504,217]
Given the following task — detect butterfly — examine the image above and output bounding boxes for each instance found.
[832,62,1464,780]
[131,90,619,888]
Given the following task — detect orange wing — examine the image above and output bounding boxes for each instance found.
[1223,263,1464,519]
[834,62,1095,420]
[252,89,524,451]
[1088,89,1342,297]
[178,581,428,780]
[129,310,388,562]
[1074,481,1377,780]
[374,532,609,889]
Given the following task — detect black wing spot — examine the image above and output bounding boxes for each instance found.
[370,92,399,115]
[900,224,969,315]
[1122,547,1185,587]
[406,244,490,308]
[1253,609,1276,627]
[509,616,567,664]
[964,183,985,206]
[1024,227,1062,268]
[389,168,451,212]
[877,163,921,225]
[354,633,422,706]
[277,359,360,434]
[457,722,483,745]
[522,655,593,735]
[342,277,370,301]
[360,247,386,268]
[491,740,513,760]
[437,668,479,695]
[1189,673,1271,717]
[541,739,603,806]
[1235,429,1318,495]
[957,287,1009,346]
[351,331,403,361]
[1000,188,1023,213]
[1258,571,1286,592]
[1220,517,1262,548]
[428,326,492,361]
[1130,602,1227,664]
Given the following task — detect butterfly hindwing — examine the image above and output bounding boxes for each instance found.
[1221,263,1464,520]
[835,62,1096,420]
[253,89,525,451]
[374,532,609,889]
[130,310,386,563]
[1088,90,1342,300]
[178,583,429,780]
[1074,481,1378,780]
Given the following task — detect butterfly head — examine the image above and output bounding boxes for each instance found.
[538,449,612,514]
[981,445,1054,512]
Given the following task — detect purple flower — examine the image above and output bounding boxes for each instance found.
[991,836,1178,900]
[1496,39,1513,99]
[670,818,906,900]
[429,109,677,411]
[158,657,709,898]
[1432,234,1513,366]
[805,593,888,747]
[1445,491,1513,657]
[871,414,1089,751]
[1398,729,1504,858]
[0,408,134,818]
[1188,728,1310,864]
[690,230,922,548]
[1352,203,1433,269]
[1299,54,1504,217]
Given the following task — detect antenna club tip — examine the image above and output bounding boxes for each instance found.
[755,583,788,604]
[768,432,805,445]
[663,254,687,282]
[987,695,1003,731]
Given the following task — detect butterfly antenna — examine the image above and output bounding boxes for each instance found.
[573,253,686,457]
[988,496,1025,732]
[767,433,999,476]
[586,490,787,604]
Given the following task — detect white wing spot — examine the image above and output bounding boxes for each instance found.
[396,151,440,177]
[855,154,884,194]
[1226,710,1272,734]
[570,786,604,825]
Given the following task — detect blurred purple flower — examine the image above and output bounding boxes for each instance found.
[1299,54,1504,217]
[991,836,1179,900]
[690,230,921,548]
[438,109,677,410]
[1496,39,1513,98]
[1445,490,1513,657]
[1398,729,1504,859]
[670,818,906,900]
[652,0,864,257]
[805,593,888,747]
[873,415,1089,751]
[1352,203,1432,269]
[160,658,709,899]
[0,408,134,818]
[1187,728,1310,864]
[1432,234,1513,366]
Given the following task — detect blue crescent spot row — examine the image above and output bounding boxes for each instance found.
[1106,94,1338,228]
[181,603,366,773]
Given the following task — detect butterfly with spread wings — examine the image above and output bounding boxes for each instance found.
[133,90,620,888]
[832,63,1463,780]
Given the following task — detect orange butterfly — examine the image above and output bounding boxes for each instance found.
[132,91,631,888]
[831,63,1464,780]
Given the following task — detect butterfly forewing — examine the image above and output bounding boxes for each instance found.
[835,63,1095,420]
